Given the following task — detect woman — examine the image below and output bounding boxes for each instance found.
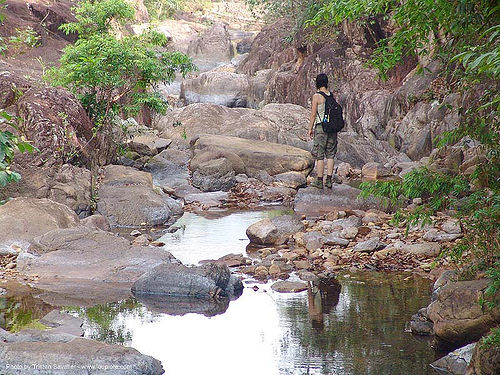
[308,73,339,189]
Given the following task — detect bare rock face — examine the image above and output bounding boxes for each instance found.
[187,22,233,71]
[237,19,461,161]
[191,134,314,178]
[158,102,408,168]
[0,71,32,108]
[427,279,500,350]
[97,165,183,227]
[180,71,250,107]
[0,197,79,253]
[17,87,94,167]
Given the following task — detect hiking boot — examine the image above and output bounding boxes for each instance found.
[325,176,332,188]
[311,178,323,189]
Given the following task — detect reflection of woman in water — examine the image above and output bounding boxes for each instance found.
[308,279,341,331]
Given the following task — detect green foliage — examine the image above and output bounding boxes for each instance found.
[60,0,135,37]
[9,26,41,48]
[0,111,35,187]
[0,0,8,54]
[143,0,185,20]
[306,0,498,80]
[47,0,196,128]
[480,326,500,349]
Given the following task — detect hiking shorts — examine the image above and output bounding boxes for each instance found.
[311,123,338,160]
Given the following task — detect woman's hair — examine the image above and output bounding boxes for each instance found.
[315,73,328,89]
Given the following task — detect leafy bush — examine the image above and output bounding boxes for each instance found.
[46,0,196,129]
[0,111,35,187]
[9,26,41,48]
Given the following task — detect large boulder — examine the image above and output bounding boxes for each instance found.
[427,279,500,350]
[294,185,383,216]
[0,338,163,375]
[17,87,94,167]
[191,134,314,177]
[132,263,243,299]
[246,215,304,246]
[143,143,201,199]
[18,226,175,305]
[47,164,92,218]
[0,163,92,218]
[158,103,408,167]
[180,71,249,107]
[191,157,236,192]
[97,165,183,227]
[431,343,476,375]
[0,197,79,253]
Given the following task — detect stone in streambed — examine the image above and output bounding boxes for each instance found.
[97,165,183,227]
[423,229,462,242]
[353,237,385,253]
[271,281,308,293]
[401,242,441,257]
[427,279,500,350]
[430,343,476,375]
[246,215,304,246]
[0,338,164,375]
[132,263,243,299]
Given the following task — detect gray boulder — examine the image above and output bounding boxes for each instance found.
[246,215,304,245]
[144,145,201,199]
[191,134,314,178]
[294,185,383,216]
[431,343,476,375]
[0,338,164,375]
[97,165,183,227]
[191,158,236,192]
[18,226,175,305]
[132,263,243,299]
[0,197,79,253]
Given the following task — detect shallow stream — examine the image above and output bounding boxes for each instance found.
[1,209,438,375]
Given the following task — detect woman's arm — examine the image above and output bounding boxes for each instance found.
[308,94,318,139]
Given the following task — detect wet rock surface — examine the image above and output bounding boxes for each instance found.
[427,279,500,350]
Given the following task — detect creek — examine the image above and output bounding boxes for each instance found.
[1,209,437,375]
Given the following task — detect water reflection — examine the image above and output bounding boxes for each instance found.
[59,273,435,375]
[134,294,230,317]
[159,209,292,265]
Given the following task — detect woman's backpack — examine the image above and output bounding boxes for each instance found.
[317,91,345,133]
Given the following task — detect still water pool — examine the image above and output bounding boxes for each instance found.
[1,209,437,375]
